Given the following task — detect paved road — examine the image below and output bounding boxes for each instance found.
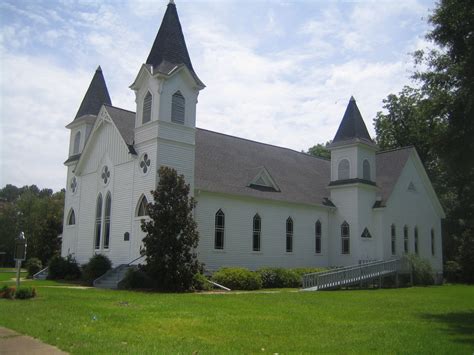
[0,327,67,355]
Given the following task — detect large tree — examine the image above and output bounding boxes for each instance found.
[141,166,202,291]
[374,0,474,281]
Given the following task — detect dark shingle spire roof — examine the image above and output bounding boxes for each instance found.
[332,96,373,144]
[75,66,112,119]
[146,1,203,86]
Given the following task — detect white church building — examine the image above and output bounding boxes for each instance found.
[61,1,444,274]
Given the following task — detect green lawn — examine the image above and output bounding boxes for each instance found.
[0,273,473,354]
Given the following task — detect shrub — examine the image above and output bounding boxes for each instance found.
[119,267,155,290]
[1,285,15,299]
[212,267,262,290]
[257,267,300,288]
[83,254,112,285]
[48,255,81,280]
[193,273,213,291]
[25,258,43,278]
[15,286,36,300]
[407,254,434,286]
[444,260,462,283]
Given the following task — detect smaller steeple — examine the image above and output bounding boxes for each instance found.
[332,96,373,144]
[75,66,112,119]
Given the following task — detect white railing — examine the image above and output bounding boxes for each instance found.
[302,258,408,291]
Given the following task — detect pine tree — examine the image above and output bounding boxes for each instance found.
[141,166,202,291]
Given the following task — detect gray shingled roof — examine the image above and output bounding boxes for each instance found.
[146,2,204,87]
[73,104,411,207]
[75,67,112,119]
[332,97,373,144]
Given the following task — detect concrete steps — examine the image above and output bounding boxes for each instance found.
[93,264,135,289]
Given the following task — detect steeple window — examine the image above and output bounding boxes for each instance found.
[171,91,185,124]
[338,159,350,180]
[341,221,350,254]
[67,209,76,225]
[363,159,371,180]
[142,92,152,124]
[73,131,81,154]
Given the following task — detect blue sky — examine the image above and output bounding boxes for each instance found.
[0,0,436,191]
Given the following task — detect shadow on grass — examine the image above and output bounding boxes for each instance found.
[420,311,474,346]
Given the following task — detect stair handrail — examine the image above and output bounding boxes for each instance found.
[127,254,145,266]
[302,258,403,290]
[33,266,49,280]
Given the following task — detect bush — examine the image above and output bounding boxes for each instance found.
[212,267,262,290]
[82,254,112,285]
[407,254,434,286]
[15,286,36,299]
[119,267,155,290]
[25,258,43,278]
[257,267,300,288]
[193,273,213,291]
[48,255,81,280]
[0,285,15,299]
[444,260,462,283]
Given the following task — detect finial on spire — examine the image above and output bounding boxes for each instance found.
[169,0,175,4]
[350,96,355,102]
[96,65,102,72]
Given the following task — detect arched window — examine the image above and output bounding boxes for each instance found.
[341,221,350,254]
[67,209,76,225]
[103,193,112,249]
[214,209,225,249]
[431,229,435,256]
[286,217,293,252]
[338,159,350,180]
[171,91,185,124]
[142,91,152,124]
[391,224,396,255]
[414,227,419,254]
[363,159,371,180]
[94,194,103,249]
[252,214,261,251]
[136,195,148,217]
[73,131,81,154]
[315,220,322,254]
[404,225,409,253]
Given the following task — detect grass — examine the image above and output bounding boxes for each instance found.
[0,272,473,354]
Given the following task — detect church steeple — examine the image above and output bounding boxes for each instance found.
[332,96,373,144]
[146,1,203,87]
[75,66,112,119]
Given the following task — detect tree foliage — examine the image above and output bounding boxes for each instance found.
[141,166,202,291]
[306,141,331,159]
[374,0,474,281]
[0,184,64,266]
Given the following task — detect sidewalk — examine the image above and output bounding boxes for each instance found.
[0,327,67,355]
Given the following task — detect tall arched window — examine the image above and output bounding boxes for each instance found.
[341,221,350,254]
[171,91,185,124]
[286,217,293,252]
[214,209,225,249]
[73,131,81,154]
[315,220,322,254]
[104,193,112,249]
[252,214,261,251]
[338,159,350,180]
[431,228,435,256]
[363,159,371,180]
[391,224,396,255]
[404,225,409,253]
[414,227,419,254]
[136,195,148,217]
[67,208,76,225]
[94,194,103,249]
[142,91,152,124]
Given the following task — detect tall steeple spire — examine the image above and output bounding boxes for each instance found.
[75,66,112,119]
[332,96,373,144]
[146,1,203,86]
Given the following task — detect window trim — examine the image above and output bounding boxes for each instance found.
[252,214,261,252]
[214,209,225,250]
[286,217,293,252]
[341,221,350,254]
[315,220,322,254]
[142,91,152,124]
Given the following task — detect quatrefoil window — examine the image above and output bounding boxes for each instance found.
[140,153,151,174]
[70,176,77,194]
[101,166,110,185]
